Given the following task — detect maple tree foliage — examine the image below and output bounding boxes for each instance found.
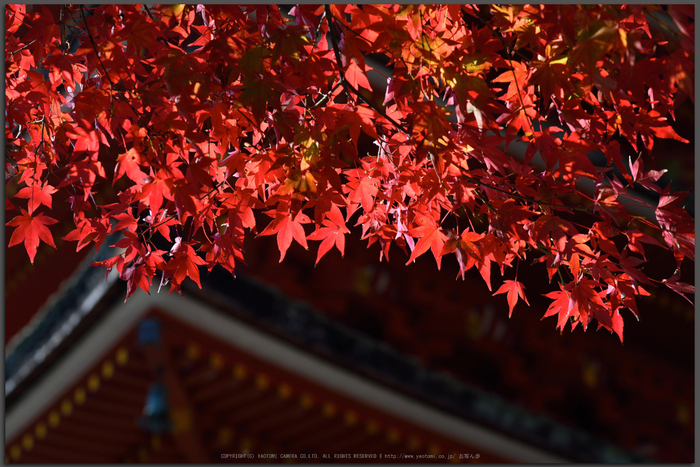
[5,4,695,342]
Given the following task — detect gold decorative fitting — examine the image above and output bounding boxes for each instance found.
[48,411,60,428]
[344,410,358,426]
[34,422,47,440]
[582,362,599,388]
[150,435,162,452]
[239,437,253,453]
[60,399,73,416]
[22,434,34,451]
[10,445,21,460]
[186,343,200,360]
[255,374,269,390]
[429,444,441,456]
[102,361,115,379]
[210,353,224,370]
[215,427,234,448]
[233,363,247,380]
[408,436,421,451]
[387,428,400,443]
[299,393,313,409]
[136,447,148,462]
[116,347,129,366]
[88,373,100,392]
[676,402,690,426]
[277,383,292,399]
[74,387,87,405]
[322,402,336,417]
[170,407,193,434]
[365,420,379,434]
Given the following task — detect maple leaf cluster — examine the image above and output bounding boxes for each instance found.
[5,5,695,342]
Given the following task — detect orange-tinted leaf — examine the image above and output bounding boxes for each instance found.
[345,59,372,91]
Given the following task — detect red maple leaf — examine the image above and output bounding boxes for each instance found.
[623,229,664,260]
[543,286,574,332]
[165,240,207,291]
[63,215,111,252]
[121,262,152,301]
[344,172,380,213]
[663,272,695,306]
[114,148,147,184]
[13,183,58,214]
[494,279,530,317]
[611,309,624,343]
[202,232,241,273]
[259,209,310,262]
[6,209,59,263]
[406,212,448,269]
[345,59,372,91]
[6,4,694,340]
[307,204,350,264]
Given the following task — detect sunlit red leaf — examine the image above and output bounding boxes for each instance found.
[6,209,59,264]
[13,183,57,214]
[493,279,530,317]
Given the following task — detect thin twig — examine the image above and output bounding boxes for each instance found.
[471,7,540,142]
[323,5,409,136]
[143,4,155,21]
[80,5,141,120]
[9,39,38,56]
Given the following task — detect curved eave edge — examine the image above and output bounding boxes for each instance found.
[6,242,647,463]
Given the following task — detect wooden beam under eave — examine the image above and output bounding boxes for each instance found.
[23,444,115,463]
[44,410,139,439]
[180,363,223,390]
[87,382,149,406]
[8,450,54,464]
[294,420,355,453]
[129,433,184,464]
[107,366,153,391]
[76,403,143,426]
[46,415,141,447]
[68,400,143,429]
[226,394,291,425]
[267,410,337,448]
[318,427,377,454]
[206,383,270,415]
[245,403,312,436]
[31,431,118,462]
[31,438,126,464]
[190,374,243,405]
[81,394,143,415]
[116,351,151,374]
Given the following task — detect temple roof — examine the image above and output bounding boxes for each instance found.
[6,232,646,463]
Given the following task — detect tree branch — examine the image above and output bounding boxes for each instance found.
[323,5,409,137]
[80,6,142,121]
[8,39,38,56]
